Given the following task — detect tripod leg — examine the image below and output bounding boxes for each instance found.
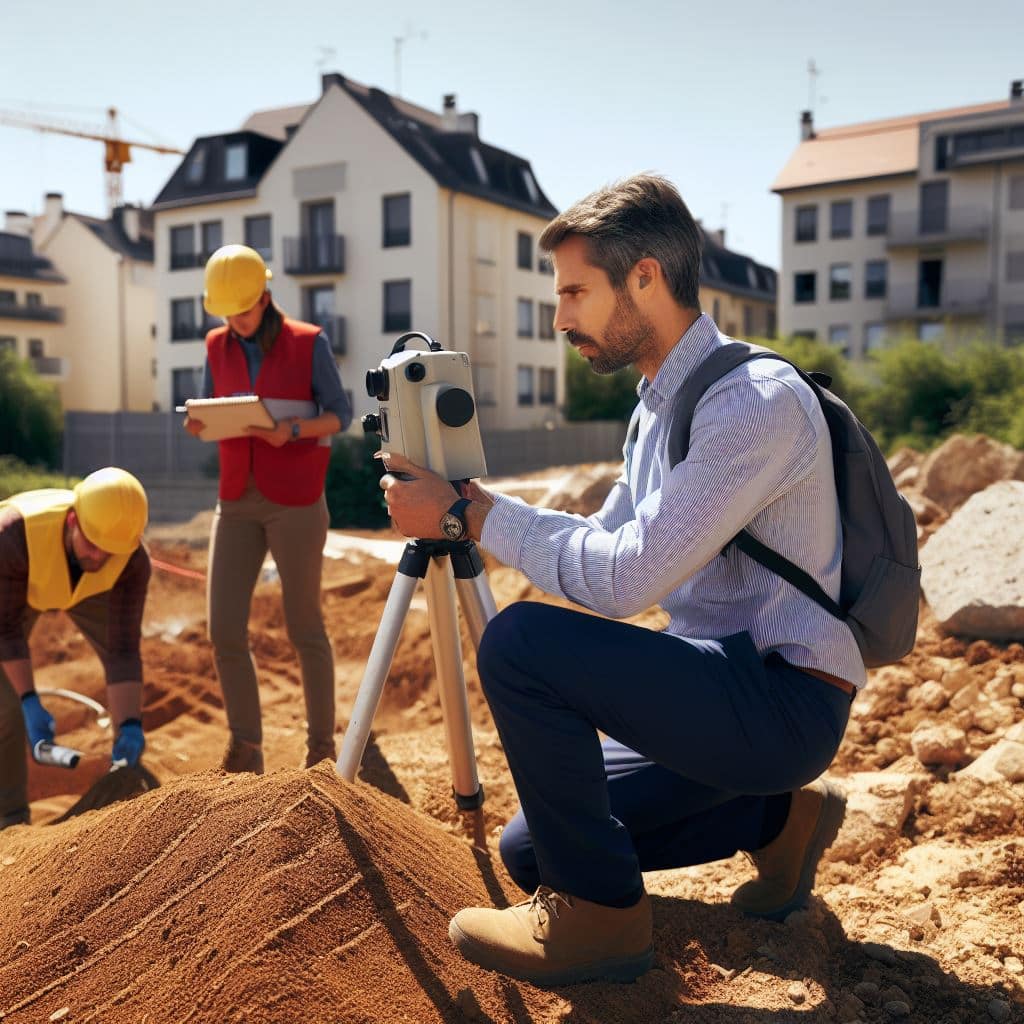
[423,558,483,809]
[454,572,498,650]
[336,571,420,782]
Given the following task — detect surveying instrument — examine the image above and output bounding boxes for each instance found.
[336,333,497,809]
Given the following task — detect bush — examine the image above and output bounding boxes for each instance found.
[324,434,390,528]
[564,347,640,422]
[0,455,77,500]
[0,349,63,468]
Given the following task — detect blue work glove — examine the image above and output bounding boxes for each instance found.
[111,718,145,768]
[20,693,55,749]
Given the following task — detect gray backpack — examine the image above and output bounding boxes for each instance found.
[635,341,920,668]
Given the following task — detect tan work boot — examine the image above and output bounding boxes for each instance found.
[221,737,264,775]
[731,778,846,921]
[303,741,337,769]
[449,886,653,986]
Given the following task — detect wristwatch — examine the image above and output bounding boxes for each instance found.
[290,421,301,441]
[439,497,472,541]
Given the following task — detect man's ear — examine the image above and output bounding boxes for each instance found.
[633,257,660,294]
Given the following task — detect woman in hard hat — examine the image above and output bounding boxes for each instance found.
[184,244,352,775]
[0,467,151,829]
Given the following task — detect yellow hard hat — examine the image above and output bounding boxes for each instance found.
[202,244,272,317]
[72,467,148,555]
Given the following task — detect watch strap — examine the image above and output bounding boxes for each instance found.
[447,497,471,524]
[290,421,301,440]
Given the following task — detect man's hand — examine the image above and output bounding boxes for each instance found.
[21,693,55,748]
[245,417,295,448]
[378,452,464,539]
[111,719,145,768]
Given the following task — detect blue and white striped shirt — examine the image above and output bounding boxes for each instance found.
[481,313,866,690]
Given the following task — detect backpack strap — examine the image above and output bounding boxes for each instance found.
[669,341,846,620]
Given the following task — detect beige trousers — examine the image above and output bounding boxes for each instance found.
[206,484,335,756]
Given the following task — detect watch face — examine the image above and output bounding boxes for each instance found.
[440,512,465,541]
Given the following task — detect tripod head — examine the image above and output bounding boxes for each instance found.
[363,332,487,483]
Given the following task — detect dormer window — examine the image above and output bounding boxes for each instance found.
[185,146,207,184]
[469,148,489,185]
[225,142,247,182]
[521,168,540,204]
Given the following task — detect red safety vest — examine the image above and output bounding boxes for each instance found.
[206,318,330,506]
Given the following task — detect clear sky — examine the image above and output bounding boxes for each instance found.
[1,0,1021,270]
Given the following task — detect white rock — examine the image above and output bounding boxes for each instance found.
[950,682,981,711]
[829,773,929,862]
[913,680,949,711]
[959,736,1024,783]
[911,722,968,766]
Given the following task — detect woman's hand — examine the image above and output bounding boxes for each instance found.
[183,415,205,437]
[245,417,296,448]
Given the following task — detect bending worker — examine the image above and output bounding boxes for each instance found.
[185,244,352,774]
[1,467,151,830]
[380,174,864,986]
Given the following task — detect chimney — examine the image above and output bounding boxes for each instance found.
[1012,80,1023,103]
[119,204,140,242]
[441,93,458,132]
[35,192,64,246]
[4,211,32,237]
[800,110,815,141]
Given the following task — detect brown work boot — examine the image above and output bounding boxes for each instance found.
[731,778,846,921]
[303,741,337,769]
[221,737,264,775]
[449,886,653,986]
[0,807,30,830]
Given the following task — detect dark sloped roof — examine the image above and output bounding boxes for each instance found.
[0,231,66,282]
[700,235,776,302]
[329,75,557,219]
[73,206,154,262]
[151,132,284,210]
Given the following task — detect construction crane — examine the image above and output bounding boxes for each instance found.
[0,106,185,213]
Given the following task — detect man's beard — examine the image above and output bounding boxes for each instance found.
[568,290,655,375]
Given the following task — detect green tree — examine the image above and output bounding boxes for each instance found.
[0,348,63,468]
[564,347,640,422]
[323,434,390,528]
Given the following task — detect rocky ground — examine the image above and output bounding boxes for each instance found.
[0,437,1022,1023]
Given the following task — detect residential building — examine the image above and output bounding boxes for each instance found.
[32,193,156,411]
[698,228,776,338]
[773,80,1024,356]
[0,212,66,381]
[151,72,561,430]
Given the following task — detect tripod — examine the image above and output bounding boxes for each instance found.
[336,537,497,808]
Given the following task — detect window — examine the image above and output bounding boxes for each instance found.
[0,289,14,305]
[920,181,949,234]
[28,338,43,358]
[1006,321,1024,347]
[828,324,850,350]
[538,367,556,404]
[517,365,534,405]
[304,285,335,325]
[475,218,496,265]
[25,292,41,307]
[830,200,853,239]
[200,221,222,261]
[1006,251,1024,282]
[866,195,890,236]
[864,322,887,352]
[184,146,207,185]
[537,253,553,275]
[172,367,203,407]
[170,298,197,341]
[795,206,817,243]
[383,280,411,332]
[473,363,497,405]
[170,225,195,270]
[918,259,943,308]
[382,194,411,247]
[517,298,534,338]
[918,322,944,342]
[475,294,496,335]
[743,305,753,336]
[305,201,336,271]
[244,215,272,260]
[794,272,816,303]
[199,297,220,334]
[224,142,247,182]
[517,232,533,270]
[1010,174,1024,210]
[0,336,16,352]
[538,302,556,340]
[864,260,888,299]
[792,330,817,340]
[829,263,852,301]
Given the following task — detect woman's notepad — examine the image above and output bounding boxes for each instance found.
[182,396,275,442]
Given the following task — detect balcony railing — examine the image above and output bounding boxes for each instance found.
[284,234,346,275]
[886,207,990,248]
[311,315,346,356]
[887,279,993,319]
[30,355,66,377]
[0,301,64,323]
[169,251,203,270]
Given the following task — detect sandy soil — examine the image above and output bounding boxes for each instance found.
[1,476,1022,1023]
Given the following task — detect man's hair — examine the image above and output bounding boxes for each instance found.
[539,173,703,309]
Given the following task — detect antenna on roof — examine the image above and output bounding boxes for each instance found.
[807,59,820,120]
[316,47,337,71]
[394,24,428,96]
